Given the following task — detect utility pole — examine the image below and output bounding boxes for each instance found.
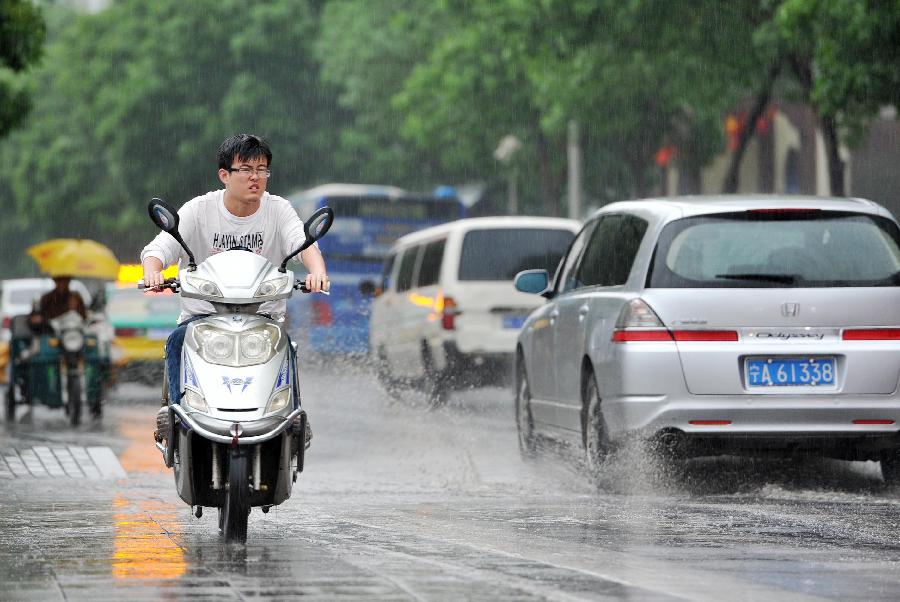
[567,120,582,220]
[494,135,522,215]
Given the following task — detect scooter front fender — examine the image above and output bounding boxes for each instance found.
[171,405,302,445]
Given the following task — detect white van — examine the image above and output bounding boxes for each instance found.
[367,216,580,404]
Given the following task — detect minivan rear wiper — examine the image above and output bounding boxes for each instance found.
[715,273,798,284]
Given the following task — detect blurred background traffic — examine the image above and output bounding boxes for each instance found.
[0,0,898,386]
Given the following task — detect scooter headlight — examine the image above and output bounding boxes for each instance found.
[264,388,291,415]
[193,325,236,364]
[182,389,209,412]
[192,324,281,366]
[238,325,280,365]
[255,276,288,298]
[185,275,222,298]
[61,330,84,352]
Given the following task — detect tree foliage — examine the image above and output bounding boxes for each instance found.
[0,0,897,277]
[0,0,44,139]
[0,0,336,266]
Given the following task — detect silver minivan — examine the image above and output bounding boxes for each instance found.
[368,216,580,404]
[514,196,900,482]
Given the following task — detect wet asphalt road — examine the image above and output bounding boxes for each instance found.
[3,366,900,601]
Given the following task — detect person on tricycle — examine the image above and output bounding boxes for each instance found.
[5,276,102,425]
[28,276,87,334]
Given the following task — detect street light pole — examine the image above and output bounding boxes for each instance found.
[494,135,522,216]
[567,120,582,220]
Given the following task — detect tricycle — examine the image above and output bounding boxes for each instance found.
[5,310,106,425]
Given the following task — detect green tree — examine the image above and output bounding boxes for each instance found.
[0,0,44,139]
[0,0,336,268]
[775,0,900,195]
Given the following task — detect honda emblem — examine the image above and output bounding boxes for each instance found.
[781,302,800,317]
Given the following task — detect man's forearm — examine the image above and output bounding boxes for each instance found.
[300,247,326,273]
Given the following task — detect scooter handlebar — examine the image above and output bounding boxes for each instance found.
[294,280,330,295]
[137,277,179,292]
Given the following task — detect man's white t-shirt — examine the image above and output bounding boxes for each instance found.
[141,190,311,323]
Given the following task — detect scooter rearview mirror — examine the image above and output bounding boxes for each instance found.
[147,198,197,271]
[280,206,335,273]
[148,198,179,234]
[304,206,334,242]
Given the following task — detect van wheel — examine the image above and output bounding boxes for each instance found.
[515,357,537,458]
[376,347,404,399]
[421,344,448,408]
[582,370,610,479]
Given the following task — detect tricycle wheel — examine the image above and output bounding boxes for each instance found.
[5,387,15,423]
[90,400,102,421]
[223,452,250,544]
[68,371,81,427]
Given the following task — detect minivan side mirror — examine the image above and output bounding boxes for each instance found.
[514,269,549,295]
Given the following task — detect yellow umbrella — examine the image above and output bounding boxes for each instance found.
[27,238,120,280]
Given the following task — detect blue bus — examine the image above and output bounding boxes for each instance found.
[286,183,465,355]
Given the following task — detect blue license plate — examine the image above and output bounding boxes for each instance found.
[502,315,527,329]
[746,357,836,388]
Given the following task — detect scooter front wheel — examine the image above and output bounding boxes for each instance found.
[223,452,250,543]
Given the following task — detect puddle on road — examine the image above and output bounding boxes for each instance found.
[112,412,186,581]
[112,494,186,580]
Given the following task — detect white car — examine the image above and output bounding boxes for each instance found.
[369,216,580,404]
[513,195,900,482]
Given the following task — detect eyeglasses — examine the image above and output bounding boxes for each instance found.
[227,166,271,178]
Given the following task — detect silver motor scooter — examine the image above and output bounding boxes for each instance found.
[144,198,333,543]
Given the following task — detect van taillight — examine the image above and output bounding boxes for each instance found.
[1,316,9,329]
[441,296,458,330]
[312,299,333,326]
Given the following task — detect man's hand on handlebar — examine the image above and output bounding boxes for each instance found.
[143,270,166,290]
[304,271,330,294]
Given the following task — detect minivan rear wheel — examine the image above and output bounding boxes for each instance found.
[583,371,610,478]
[880,450,900,485]
[515,357,537,458]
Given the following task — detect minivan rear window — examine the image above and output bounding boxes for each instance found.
[458,228,575,281]
[648,211,900,288]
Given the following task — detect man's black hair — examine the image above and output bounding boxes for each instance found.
[217,133,272,170]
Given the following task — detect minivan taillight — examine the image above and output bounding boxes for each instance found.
[311,299,333,326]
[612,329,672,342]
[613,299,669,342]
[2,316,9,329]
[672,330,739,342]
[842,328,900,340]
[612,299,739,343]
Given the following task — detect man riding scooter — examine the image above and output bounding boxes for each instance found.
[140,133,328,443]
